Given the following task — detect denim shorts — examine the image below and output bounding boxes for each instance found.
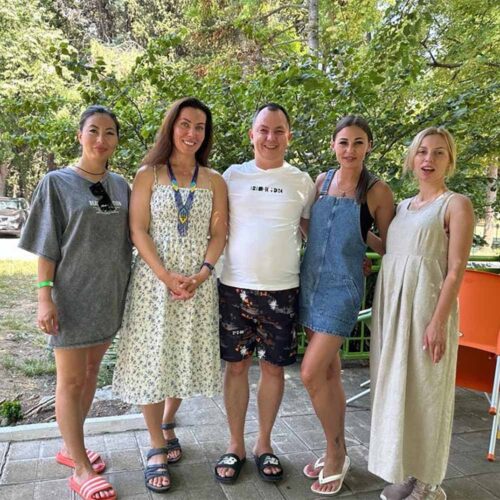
[219,283,298,366]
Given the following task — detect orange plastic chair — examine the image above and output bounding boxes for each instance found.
[455,269,500,461]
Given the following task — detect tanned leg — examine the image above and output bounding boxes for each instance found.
[216,357,252,478]
[301,332,346,494]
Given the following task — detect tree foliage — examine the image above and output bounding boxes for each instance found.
[1,0,498,221]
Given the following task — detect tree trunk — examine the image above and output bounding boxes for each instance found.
[47,152,57,171]
[483,162,498,248]
[307,0,319,56]
[0,163,8,196]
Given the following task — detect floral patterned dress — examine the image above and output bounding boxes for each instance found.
[113,177,221,404]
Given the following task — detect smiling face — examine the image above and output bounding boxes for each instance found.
[249,108,292,169]
[412,134,451,183]
[172,107,207,157]
[78,113,119,164]
[331,125,371,170]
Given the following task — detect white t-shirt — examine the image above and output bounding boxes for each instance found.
[220,159,316,290]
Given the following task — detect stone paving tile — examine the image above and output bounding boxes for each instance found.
[0,481,36,499]
[270,431,309,455]
[192,422,231,443]
[36,456,70,481]
[177,406,227,427]
[119,494,152,500]
[342,444,385,494]
[172,442,209,466]
[33,477,68,499]
[450,429,495,454]
[253,479,286,500]
[469,471,500,497]
[244,418,289,436]
[1,458,39,484]
[1,363,499,500]
[443,462,464,480]
[448,449,500,475]
[187,485,227,499]
[451,411,493,434]
[198,441,226,463]
[81,434,106,454]
[104,431,137,450]
[441,476,499,499]
[107,448,143,472]
[221,477,281,500]
[8,440,40,460]
[351,491,382,499]
[39,437,62,458]
[173,461,216,489]
[345,410,371,447]
[108,469,151,498]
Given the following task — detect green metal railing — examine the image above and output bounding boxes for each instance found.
[297,253,500,359]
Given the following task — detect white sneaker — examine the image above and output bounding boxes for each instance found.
[380,476,417,500]
[403,480,446,500]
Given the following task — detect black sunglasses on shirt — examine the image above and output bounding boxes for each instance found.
[89,181,115,212]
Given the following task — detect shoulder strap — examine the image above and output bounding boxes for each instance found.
[438,191,455,223]
[152,165,158,186]
[319,169,335,196]
[366,173,379,193]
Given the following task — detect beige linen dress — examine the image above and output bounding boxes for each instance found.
[368,191,459,485]
[113,174,221,404]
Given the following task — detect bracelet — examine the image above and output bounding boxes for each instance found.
[37,280,54,289]
[200,261,215,274]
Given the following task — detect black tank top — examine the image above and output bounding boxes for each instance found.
[329,169,378,242]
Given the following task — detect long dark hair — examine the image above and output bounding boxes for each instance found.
[332,115,374,204]
[142,97,213,167]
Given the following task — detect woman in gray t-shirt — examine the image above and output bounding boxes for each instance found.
[19,105,132,500]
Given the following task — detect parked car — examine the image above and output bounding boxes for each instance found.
[0,197,30,236]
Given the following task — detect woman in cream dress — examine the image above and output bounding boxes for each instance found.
[368,127,474,500]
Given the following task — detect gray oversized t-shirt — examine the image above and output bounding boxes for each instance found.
[19,167,133,348]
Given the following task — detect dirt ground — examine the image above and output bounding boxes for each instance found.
[0,260,132,426]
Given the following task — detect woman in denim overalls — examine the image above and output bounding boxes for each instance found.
[299,116,394,496]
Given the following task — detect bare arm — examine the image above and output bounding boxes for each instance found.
[368,181,395,254]
[300,218,309,239]
[424,194,474,363]
[366,231,384,255]
[129,166,192,299]
[183,170,228,293]
[37,256,58,334]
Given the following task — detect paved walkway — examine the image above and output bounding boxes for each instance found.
[1,362,499,499]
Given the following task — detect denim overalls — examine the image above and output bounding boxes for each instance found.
[299,169,367,336]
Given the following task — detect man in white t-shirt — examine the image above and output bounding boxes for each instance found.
[214,103,316,484]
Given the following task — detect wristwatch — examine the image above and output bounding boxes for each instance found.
[201,261,215,274]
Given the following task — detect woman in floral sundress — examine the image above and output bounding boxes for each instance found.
[113,97,228,493]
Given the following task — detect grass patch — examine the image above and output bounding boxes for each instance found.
[1,354,17,370]
[0,315,35,333]
[0,259,37,276]
[0,259,37,307]
[1,353,56,377]
[18,358,56,377]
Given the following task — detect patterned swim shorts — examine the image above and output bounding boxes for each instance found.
[219,283,298,366]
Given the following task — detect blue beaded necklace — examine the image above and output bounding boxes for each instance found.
[167,160,199,237]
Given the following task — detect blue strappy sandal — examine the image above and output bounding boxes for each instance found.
[144,448,171,493]
[161,422,182,463]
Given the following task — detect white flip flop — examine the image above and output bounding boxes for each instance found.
[311,455,350,496]
[303,455,325,479]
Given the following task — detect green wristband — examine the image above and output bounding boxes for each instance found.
[37,280,54,289]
